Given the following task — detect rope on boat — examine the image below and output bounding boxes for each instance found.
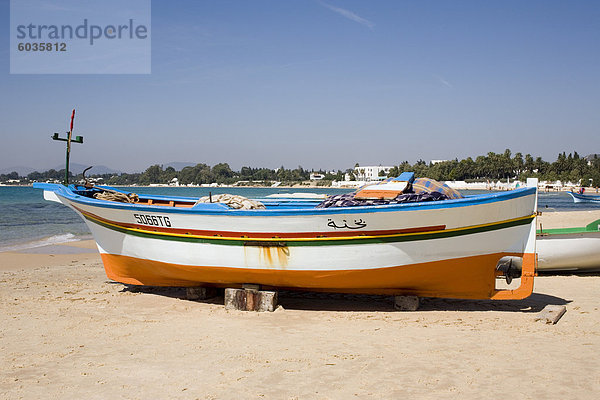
[94,190,139,203]
[81,166,139,203]
[195,194,266,210]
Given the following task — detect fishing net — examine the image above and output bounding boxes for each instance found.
[195,194,266,210]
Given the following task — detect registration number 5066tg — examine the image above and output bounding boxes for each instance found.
[133,213,171,227]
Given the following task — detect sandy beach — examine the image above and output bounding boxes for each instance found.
[537,209,600,230]
[1,212,599,399]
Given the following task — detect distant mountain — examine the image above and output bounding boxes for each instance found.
[1,163,122,177]
[0,166,36,176]
[1,162,196,177]
[584,154,599,162]
[50,163,122,175]
[164,162,196,171]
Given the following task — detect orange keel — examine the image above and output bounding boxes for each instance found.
[100,252,536,300]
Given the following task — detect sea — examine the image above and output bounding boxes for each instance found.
[1,185,598,252]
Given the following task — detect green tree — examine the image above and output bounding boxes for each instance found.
[513,152,524,179]
[139,165,162,185]
[212,163,234,184]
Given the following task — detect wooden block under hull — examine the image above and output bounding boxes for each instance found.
[224,288,278,312]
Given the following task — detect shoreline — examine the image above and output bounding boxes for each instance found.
[0,240,99,272]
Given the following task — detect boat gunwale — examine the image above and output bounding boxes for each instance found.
[33,182,537,217]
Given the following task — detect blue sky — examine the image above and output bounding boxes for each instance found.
[1,0,599,172]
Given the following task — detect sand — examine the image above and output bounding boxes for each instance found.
[537,210,600,230]
[1,214,600,399]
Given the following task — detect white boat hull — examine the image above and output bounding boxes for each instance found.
[35,183,539,300]
[537,233,600,271]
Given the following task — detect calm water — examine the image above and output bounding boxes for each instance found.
[0,186,597,251]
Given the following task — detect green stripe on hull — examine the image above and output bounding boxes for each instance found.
[84,214,535,247]
[538,227,590,235]
[537,219,600,235]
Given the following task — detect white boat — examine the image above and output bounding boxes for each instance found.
[567,191,600,204]
[34,179,539,300]
[536,220,600,271]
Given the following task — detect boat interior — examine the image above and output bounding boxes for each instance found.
[71,185,324,210]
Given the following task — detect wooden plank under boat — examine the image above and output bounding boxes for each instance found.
[33,181,538,300]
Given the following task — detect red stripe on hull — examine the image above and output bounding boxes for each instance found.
[73,205,445,239]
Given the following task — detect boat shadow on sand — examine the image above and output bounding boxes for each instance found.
[113,283,570,313]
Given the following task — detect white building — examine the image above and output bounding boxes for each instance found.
[310,173,325,180]
[585,154,599,166]
[354,166,392,181]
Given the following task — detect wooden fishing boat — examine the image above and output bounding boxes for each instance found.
[536,219,600,272]
[567,191,600,204]
[33,181,539,300]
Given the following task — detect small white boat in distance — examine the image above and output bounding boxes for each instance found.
[567,191,600,204]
